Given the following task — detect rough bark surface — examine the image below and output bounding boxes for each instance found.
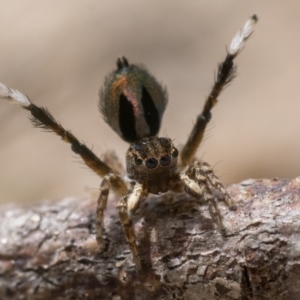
[0,177,300,300]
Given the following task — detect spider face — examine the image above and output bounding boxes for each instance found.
[126,137,179,194]
[0,15,257,270]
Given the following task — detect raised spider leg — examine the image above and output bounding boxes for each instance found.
[180,15,258,167]
[28,104,128,195]
[0,85,128,195]
[117,182,145,270]
[180,52,237,167]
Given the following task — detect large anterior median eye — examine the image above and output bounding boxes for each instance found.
[99,57,168,143]
[145,157,158,169]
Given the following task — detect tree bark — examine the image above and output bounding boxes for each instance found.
[0,177,300,300]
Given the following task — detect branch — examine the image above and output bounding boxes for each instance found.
[0,177,300,300]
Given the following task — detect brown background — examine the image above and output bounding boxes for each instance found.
[0,1,299,204]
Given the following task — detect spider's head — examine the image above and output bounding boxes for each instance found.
[126,137,179,194]
[99,57,168,143]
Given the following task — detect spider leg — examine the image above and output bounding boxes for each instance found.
[198,161,237,210]
[96,173,124,239]
[180,158,237,234]
[179,172,226,234]
[102,149,125,175]
[180,15,258,167]
[0,84,128,195]
[180,53,236,167]
[117,183,146,270]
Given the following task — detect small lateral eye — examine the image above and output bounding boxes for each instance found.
[135,157,143,165]
[145,157,158,169]
[160,154,171,167]
[172,148,179,158]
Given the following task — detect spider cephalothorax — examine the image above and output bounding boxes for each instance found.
[0,15,257,270]
[126,137,179,194]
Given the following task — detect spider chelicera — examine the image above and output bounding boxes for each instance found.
[0,15,257,269]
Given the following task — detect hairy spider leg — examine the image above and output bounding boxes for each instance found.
[178,165,227,234]
[98,175,145,268]
[0,87,129,196]
[199,161,237,210]
[117,183,146,270]
[28,104,128,195]
[97,173,125,238]
[181,15,258,167]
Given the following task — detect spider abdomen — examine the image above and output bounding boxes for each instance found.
[99,57,168,143]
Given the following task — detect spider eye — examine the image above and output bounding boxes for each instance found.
[160,154,171,166]
[145,157,158,169]
[172,148,179,158]
[135,157,143,165]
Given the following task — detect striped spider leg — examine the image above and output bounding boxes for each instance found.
[0,15,257,270]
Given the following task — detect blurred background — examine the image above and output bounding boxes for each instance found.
[0,1,299,205]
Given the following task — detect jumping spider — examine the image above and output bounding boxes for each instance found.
[0,15,257,269]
